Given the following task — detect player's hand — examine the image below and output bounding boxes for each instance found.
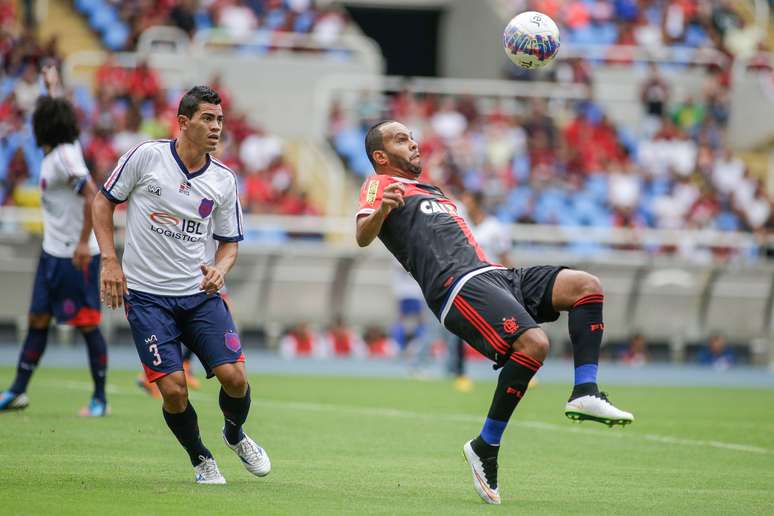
[199,264,224,295]
[72,241,91,272]
[377,183,405,215]
[100,256,127,309]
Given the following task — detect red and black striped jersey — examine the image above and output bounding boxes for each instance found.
[357,174,502,316]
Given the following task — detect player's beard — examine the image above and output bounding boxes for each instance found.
[386,151,422,177]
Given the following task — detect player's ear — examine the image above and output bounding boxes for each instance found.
[177,114,189,130]
[373,149,388,166]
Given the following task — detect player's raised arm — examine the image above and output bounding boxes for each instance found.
[355,182,405,247]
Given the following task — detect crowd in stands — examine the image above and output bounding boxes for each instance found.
[75,0,349,51]
[0,5,315,219]
[329,70,772,257]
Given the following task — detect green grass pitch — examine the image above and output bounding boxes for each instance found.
[1,367,773,515]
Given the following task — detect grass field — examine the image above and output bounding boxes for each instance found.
[1,367,773,515]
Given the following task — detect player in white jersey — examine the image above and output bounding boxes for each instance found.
[92,86,269,484]
[0,69,109,416]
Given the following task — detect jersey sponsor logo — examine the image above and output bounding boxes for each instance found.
[150,212,181,226]
[419,199,457,215]
[366,180,379,205]
[148,212,204,242]
[198,198,215,218]
[147,183,161,196]
[503,317,519,334]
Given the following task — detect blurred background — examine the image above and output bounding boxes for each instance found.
[1,0,773,379]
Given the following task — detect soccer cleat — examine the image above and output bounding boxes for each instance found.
[79,398,109,417]
[0,391,29,412]
[223,431,271,477]
[194,456,227,484]
[462,440,501,505]
[565,392,634,427]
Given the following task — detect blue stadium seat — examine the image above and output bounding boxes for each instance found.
[89,4,117,34]
[103,22,130,51]
[74,0,101,15]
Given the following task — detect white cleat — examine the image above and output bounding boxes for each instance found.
[224,432,271,477]
[463,440,501,505]
[194,456,227,484]
[565,392,634,427]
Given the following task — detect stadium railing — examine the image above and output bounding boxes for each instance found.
[1,208,773,367]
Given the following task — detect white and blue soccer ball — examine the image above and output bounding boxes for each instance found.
[503,11,561,69]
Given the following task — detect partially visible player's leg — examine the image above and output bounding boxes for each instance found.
[0,313,51,411]
[157,372,224,484]
[126,290,224,483]
[1,253,54,411]
[550,269,633,426]
[184,293,270,478]
[444,272,544,504]
[77,325,109,416]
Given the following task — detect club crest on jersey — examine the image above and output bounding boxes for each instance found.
[198,198,215,218]
[366,179,379,206]
[179,181,191,196]
[419,200,457,215]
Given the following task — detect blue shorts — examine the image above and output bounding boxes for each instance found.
[30,250,101,326]
[125,289,244,382]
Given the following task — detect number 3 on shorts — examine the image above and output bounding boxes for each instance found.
[145,335,162,366]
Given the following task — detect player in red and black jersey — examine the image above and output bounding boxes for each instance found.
[356,121,635,505]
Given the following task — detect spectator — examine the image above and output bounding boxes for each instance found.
[697,333,735,369]
[620,333,648,367]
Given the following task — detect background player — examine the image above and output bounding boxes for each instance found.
[356,120,634,505]
[91,85,270,484]
[0,67,108,417]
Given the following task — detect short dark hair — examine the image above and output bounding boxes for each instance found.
[32,96,80,148]
[177,85,221,118]
[364,120,396,167]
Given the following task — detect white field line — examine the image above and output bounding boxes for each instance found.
[43,380,771,455]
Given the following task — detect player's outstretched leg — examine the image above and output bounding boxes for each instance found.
[464,328,547,505]
[158,373,224,484]
[216,364,270,477]
[554,271,634,426]
[78,326,109,416]
[1,316,51,412]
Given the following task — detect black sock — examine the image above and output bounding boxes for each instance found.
[81,328,108,402]
[9,328,49,394]
[569,294,604,398]
[220,385,251,445]
[478,351,542,447]
[162,402,212,466]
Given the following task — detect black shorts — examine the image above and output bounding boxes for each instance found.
[442,266,565,364]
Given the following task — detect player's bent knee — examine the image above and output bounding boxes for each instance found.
[512,328,550,362]
[28,313,51,329]
[576,271,603,297]
[157,374,189,411]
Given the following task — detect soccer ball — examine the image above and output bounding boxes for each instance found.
[503,11,560,69]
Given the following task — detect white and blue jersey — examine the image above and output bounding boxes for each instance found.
[101,139,243,296]
[40,141,99,258]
